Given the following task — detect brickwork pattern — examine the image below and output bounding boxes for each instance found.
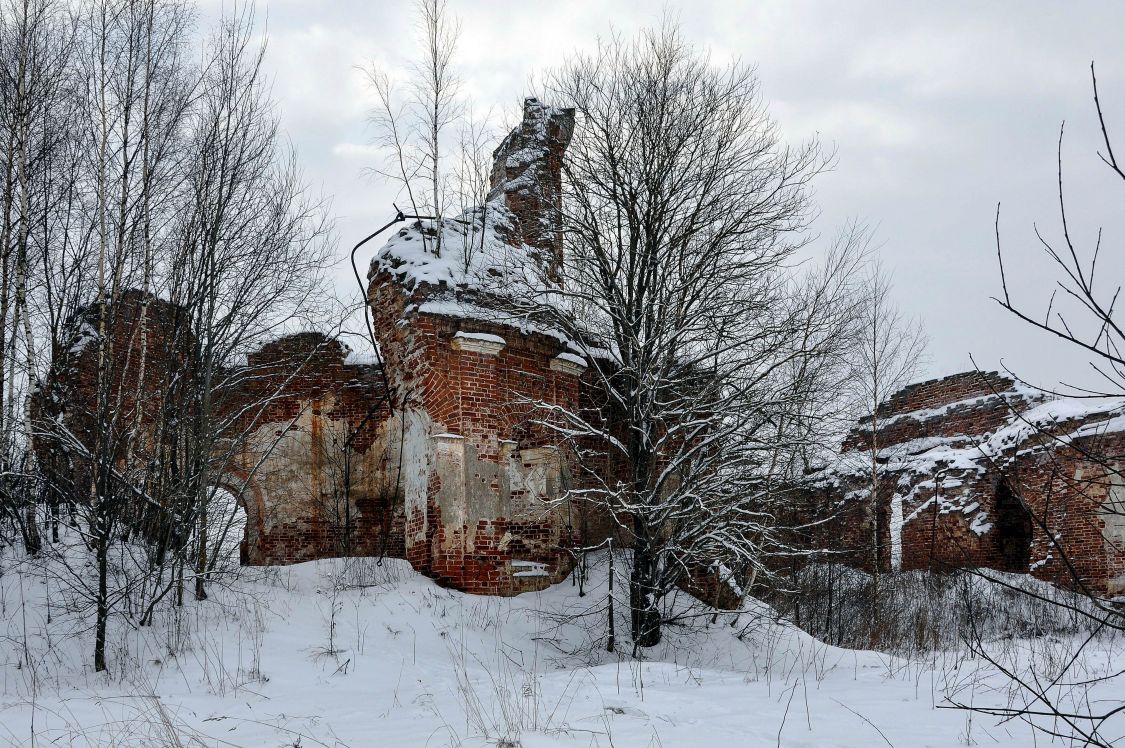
[39,97,621,599]
[819,370,1125,595]
[843,371,1042,452]
[369,275,591,593]
[36,295,406,569]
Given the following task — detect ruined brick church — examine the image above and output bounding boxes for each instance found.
[38,99,609,596]
[37,99,1125,598]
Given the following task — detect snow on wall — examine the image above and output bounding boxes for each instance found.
[453,330,506,345]
[371,205,551,297]
[829,380,1125,491]
[814,369,1125,591]
[890,493,903,571]
[370,98,575,315]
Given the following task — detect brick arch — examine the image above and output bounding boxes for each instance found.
[212,469,267,566]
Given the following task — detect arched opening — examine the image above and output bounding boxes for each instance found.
[207,484,249,568]
[994,479,1032,572]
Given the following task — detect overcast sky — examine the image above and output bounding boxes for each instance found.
[200,0,1125,392]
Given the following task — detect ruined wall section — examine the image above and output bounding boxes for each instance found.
[228,333,402,565]
[487,97,575,280]
[369,279,592,593]
[36,300,405,568]
[33,291,195,516]
[818,370,1125,595]
[842,371,1041,452]
[1010,428,1125,594]
[819,373,1030,574]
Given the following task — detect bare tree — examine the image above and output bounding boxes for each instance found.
[363,0,469,260]
[515,23,847,648]
[995,67,1125,397]
[956,62,1125,746]
[365,67,421,208]
[412,0,460,239]
[846,257,927,632]
[167,4,332,603]
[451,105,494,273]
[15,0,333,672]
[0,0,77,554]
[70,0,196,672]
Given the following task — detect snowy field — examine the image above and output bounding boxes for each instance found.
[0,548,1121,747]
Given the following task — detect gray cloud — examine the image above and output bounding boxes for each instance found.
[226,0,1125,391]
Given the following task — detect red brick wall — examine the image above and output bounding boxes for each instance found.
[843,371,1041,452]
[488,98,575,280]
[369,275,593,594]
[817,370,1125,596]
[1011,431,1125,594]
[35,295,406,568]
[225,332,402,566]
[34,291,194,500]
[876,371,1017,416]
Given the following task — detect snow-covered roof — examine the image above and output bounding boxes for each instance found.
[371,203,557,298]
[370,99,576,333]
[825,391,1125,487]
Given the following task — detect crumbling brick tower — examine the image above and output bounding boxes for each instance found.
[368,98,591,594]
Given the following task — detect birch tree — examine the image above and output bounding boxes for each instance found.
[847,260,926,632]
[168,5,333,602]
[412,0,459,240]
[364,0,492,265]
[0,0,76,553]
[19,0,333,671]
[72,0,195,671]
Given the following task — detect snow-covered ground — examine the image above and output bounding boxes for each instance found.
[0,548,1121,747]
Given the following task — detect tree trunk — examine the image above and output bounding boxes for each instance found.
[629,534,662,649]
[94,507,109,672]
[869,416,881,641]
[22,503,40,555]
[195,502,207,600]
[606,538,615,652]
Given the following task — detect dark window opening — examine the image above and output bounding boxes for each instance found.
[994,479,1032,572]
